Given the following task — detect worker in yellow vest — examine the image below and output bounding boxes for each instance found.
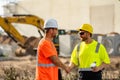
[68,24,110,80]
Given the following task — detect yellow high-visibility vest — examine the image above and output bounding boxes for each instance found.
[70,40,110,68]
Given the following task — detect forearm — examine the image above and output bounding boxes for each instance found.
[49,55,66,70]
[92,62,110,72]
[99,62,109,70]
[68,62,76,71]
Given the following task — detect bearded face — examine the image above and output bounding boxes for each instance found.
[79,31,89,41]
[81,36,88,41]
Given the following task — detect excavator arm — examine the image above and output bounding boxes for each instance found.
[4,14,44,37]
[4,14,44,31]
[0,16,25,47]
[0,14,44,48]
[0,14,45,56]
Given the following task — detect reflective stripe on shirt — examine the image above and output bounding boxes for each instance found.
[37,63,56,67]
[79,68,92,71]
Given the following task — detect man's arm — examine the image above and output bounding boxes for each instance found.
[92,62,110,72]
[49,55,70,73]
[68,62,76,71]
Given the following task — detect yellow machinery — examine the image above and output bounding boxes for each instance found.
[0,14,44,56]
[3,14,44,47]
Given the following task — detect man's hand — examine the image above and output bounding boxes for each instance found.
[92,66,101,72]
[49,56,70,73]
[92,62,109,72]
[65,66,70,73]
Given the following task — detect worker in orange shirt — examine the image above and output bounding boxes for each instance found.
[35,19,70,80]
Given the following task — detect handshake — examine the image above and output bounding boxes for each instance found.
[63,63,75,74]
[63,62,99,73]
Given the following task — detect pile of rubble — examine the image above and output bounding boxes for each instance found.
[0,35,41,57]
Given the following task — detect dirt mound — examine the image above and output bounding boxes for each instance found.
[0,35,41,57]
[0,35,27,45]
[15,36,41,56]
[0,35,14,44]
[24,36,41,48]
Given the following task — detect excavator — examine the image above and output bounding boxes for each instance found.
[0,14,63,56]
[0,14,45,56]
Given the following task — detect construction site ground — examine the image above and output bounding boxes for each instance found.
[0,55,120,80]
[0,35,120,80]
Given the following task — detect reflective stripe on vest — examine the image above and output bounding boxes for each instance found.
[95,43,100,53]
[37,63,56,67]
[78,68,92,71]
[76,42,100,66]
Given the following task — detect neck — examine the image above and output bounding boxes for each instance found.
[44,34,53,41]
[85,38,93,44]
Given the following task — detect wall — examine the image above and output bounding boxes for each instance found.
[90,0,120,34]
[12,0,120,36]
[17,0,90,29]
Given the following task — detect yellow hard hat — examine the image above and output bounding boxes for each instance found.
[78,24,93,34]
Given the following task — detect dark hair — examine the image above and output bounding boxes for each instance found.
[86,31,92,37]
[90,33,92,37]
[45,28,55,33]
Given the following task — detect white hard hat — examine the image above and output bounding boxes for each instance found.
[44,19,58,29]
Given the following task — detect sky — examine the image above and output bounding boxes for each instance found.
[0,0,19,15]
[0,0,17,31]
[0,1,4,32]
[0,1,4,15]
[0,0,40,37]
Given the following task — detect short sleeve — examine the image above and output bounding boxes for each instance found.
[41,40,57,58]
[99,44,110,64]
[70,44,79,66]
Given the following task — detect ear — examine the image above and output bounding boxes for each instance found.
[87,32,91,37]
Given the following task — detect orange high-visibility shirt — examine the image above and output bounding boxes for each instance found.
[35,38,58,80]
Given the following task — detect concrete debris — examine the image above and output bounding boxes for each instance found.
[0,35,41,57]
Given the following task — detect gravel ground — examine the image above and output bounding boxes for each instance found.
[0,56,120,80]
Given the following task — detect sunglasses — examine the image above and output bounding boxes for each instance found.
[79,32,85,35]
